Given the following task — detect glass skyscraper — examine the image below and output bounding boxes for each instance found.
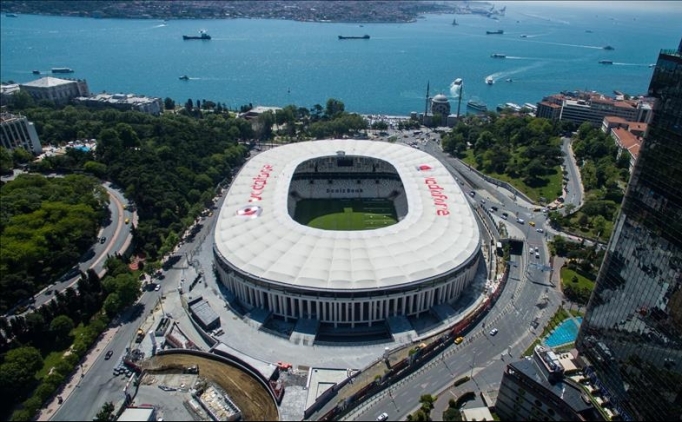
[575,41,682,421]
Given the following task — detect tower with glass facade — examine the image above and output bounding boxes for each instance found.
[575,41,682,421]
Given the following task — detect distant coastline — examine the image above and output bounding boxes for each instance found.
[0,0,464,23]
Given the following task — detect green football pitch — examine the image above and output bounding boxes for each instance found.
[293,199,398,230]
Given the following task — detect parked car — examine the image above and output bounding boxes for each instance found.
[454,337,465,345]
[124,217,130,224]
[377,412,389,421]
[100,236,106,244]
[489,328,499,336]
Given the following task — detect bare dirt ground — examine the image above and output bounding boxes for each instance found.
[142,354,279,421]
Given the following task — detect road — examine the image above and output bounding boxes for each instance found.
[560,136,584,212]
[29,183,134,310]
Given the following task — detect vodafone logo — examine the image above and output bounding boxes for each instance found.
[236,205,262,218]
[424,176,450,216]
[416,164,433,172]
[248,164,274,203]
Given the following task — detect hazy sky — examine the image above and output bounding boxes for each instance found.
[492,1,682,13]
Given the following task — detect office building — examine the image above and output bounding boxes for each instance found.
[575,41,682,421]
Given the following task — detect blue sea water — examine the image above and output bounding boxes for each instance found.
[2,3,681,115]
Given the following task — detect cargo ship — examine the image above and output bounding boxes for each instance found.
[486,30,504,35]
[338,35,370,40]
[51,67,74,73]
[183,30,211,40]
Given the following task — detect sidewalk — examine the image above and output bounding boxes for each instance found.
[37,327,120,421]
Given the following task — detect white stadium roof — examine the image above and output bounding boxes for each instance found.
[214,140,480,291]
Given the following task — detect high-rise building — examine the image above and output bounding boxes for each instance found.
[575,41,682,421]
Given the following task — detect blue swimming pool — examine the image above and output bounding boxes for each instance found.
[545,317,583,348]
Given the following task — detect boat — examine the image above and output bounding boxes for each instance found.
[520,34,527,38]
[586,30,593,33]
[452,18,458,26]
[506,78,513,82]
[183,30,211,40]
[486,29,504,35]
[599,60,613,65]
[453,78,463,86]
[649,63,656,68]
[467,100,488,112]
[338,35,370,40]
[179,75,189,80]
[491,53,506,58]
[51,67,74,73]
[32,70,41,75]
[6,13,18,17]
[485,76,494,85]
[603,45,615,50]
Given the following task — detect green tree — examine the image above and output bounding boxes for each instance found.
[163,97,175,110]
[0,147,13,175]
[94,401,115,421]
[50,315,75,339]
[324,98,345,119]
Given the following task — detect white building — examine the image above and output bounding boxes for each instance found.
[19,76,89,105]
[213,140,482,329]
[0,112,42,154]
[74,92,163,115]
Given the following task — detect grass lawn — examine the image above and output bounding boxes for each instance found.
[560,266,595,290]
[36,349,70,379]
[294,198,397,230]
[460,149,563,203]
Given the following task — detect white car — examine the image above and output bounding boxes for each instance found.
[517,218,525,224]
[154,284,161,291]
[376,412,389,421]
[536,228,544,233]
[489,328,499,336]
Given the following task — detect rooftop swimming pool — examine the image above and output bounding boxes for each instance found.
[545,317,583,348]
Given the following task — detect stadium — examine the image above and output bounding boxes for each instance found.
[213,139,482,334]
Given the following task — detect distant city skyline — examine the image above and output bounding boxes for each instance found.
[493,1,682,12]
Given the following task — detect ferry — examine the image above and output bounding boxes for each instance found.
[51,67,74,74]
[467,100,488,112]
[338,35,370,40]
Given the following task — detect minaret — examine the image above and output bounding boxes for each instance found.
[457,80,463,119]
[424,81,431,116]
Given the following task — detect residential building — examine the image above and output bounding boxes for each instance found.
[496,345,603,421]
[575,40,682,421]
[536,92,654,127]
[73,92,163,115]
[601,116,648,173]
[0,111,42,154]
[19,76,89,105]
